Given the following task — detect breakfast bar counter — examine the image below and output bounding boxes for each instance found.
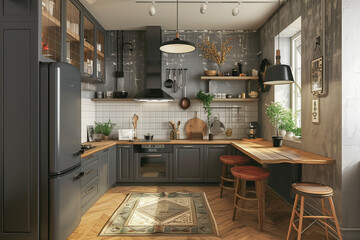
[81,139,335,165]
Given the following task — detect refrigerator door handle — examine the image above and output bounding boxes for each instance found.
[74,171,85,180]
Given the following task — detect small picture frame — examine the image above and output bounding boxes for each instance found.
[311,57,323,94]
[87,125,94,142]
[312,99,320,124]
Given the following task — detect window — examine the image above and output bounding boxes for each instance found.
[291,32,301,128]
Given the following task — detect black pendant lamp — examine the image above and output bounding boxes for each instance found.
[264,0,294,85]
[160,0,195,54]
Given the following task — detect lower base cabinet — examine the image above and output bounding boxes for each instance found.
[174,145,204,182]
[108,146,116,187]
[99,149,109,195]
[203,145,230,182]
[116,145,134,182]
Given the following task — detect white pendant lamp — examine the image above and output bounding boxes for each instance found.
[160,0,196,54]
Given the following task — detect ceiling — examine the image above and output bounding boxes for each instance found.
[79,0,284,31]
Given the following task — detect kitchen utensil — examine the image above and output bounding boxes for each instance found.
[144,133,154,141]
[177,120,181,129]
[113,91,128,98]
[172,69,178,93]
[204,70,217,76]
[180,69,191,110]
[185,111,207,139]
[226,128,233,137]
[133,114,139,139]
[169,121,175,130]
[164,68,174,88]
[210,116,225,135]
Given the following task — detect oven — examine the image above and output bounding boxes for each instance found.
[134,144,173,182]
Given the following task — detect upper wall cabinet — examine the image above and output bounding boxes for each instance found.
[40,0,106,82]
[41,0,62,62]
[66,0,80,69]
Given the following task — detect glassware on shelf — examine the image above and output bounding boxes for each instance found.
[84,16,94,75]
[97,30,105,78]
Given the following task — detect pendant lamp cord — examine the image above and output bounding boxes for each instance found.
[275,0,281,65]
[177,0,179,34]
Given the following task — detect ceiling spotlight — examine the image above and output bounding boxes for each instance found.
[149,1,156,16]
[232,1,241,16]
[200,1,207,14]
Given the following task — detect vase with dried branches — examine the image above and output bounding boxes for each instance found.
[198,37,233,76]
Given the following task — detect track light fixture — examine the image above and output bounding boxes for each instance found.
[200,1,207,14]
[232,1,241,16]
[149,1,156,16]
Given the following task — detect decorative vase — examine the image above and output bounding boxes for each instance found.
[285,131,294,140]
[104,135,109,141]
[217,63,223,76]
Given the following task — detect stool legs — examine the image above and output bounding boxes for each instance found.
[256,180,266,232]
[232,177,240,220]
[286,194,343,240]
[321,199,329,240]
[220,163,227,198]
[286,194,299,240]
[329,197,343,240]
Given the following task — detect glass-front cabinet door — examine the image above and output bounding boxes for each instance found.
[83,16,95,76]
[96,30,105,79]
[41,0,62,61]
[66,0,80,69]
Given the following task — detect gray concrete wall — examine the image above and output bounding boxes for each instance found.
[259,0,344,233]
[100,30,260,99]
[342,0,360,238]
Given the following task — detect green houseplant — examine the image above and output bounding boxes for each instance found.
[265,101,285,147]
[196,90,215,140]
[94,120,116,141]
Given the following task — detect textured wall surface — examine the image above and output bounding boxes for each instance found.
[342,0,360,237]
[100,30,260,99]
[259,0,343,231]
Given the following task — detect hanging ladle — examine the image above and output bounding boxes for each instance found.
[180,68,191,110]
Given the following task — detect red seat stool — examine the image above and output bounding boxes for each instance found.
[231,165,271,231]
[219,155,250,198]
[286,182,342,240]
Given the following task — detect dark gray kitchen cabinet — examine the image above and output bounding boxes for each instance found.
[99,149,109,195]
[116,145,134,182]
[108,146,116,187]
[174,145,204,182]
[204,145,230,182]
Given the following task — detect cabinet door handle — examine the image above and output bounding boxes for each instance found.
[212,145,226,148]
[182,145,195,148]
[85,155,94,160]
[118,146,130,148]
[145,155,162,157]
[74,171,85,180]
[85,186,95,194]
[85,168,95,176]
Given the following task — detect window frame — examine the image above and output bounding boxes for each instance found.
[291,31,301,128]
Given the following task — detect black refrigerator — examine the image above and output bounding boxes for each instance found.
[40,62,84,240]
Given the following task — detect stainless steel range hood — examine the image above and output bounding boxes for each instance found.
[134,26,174,102]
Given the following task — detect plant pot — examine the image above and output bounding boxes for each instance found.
[104,135,109,141]
[272,136,283,147]
[285,131,294,140]
[94,133,103,142]
[279,129,286,137]
[209,133,214,141]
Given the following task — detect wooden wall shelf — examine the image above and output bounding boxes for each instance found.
[213,98,258,102]
[42,11,60,27]
[200,76,258,81]
[91,98,258,103]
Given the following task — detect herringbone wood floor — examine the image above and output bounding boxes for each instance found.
[67,185,336,240]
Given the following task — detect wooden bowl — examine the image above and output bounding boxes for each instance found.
[204,70,217,76]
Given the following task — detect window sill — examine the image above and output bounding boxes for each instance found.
[283,138,301,148]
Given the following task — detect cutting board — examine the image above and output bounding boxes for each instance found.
[185,112,207,139]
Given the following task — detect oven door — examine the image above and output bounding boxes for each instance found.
[134,153,172,182]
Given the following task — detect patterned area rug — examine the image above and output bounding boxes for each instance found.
[99,192,220,236]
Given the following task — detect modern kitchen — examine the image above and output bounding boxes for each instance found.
[1,0,359,240]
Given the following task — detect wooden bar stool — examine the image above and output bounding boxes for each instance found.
[286,182,342,240]
[231,165,270,231]
[219,155,250,198]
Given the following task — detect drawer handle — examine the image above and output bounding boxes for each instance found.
[118,146,130,148]
[182,146,194,148]
[145,155,162,157]
[85,155,94,160]
[103,149,109,152]
[85,168,95,176]
[212,145,226,148]
[85,186,95,194]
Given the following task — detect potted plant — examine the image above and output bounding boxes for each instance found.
[265,101,285,147]
[196,90,215,140]
[94,122,104,141]
[279,108,296,140]
[94,120,116,141]
[292,127,302,141]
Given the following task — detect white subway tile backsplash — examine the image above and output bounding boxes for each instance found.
[81,99,258,142]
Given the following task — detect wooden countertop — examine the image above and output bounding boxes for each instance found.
[81,139,335,165]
